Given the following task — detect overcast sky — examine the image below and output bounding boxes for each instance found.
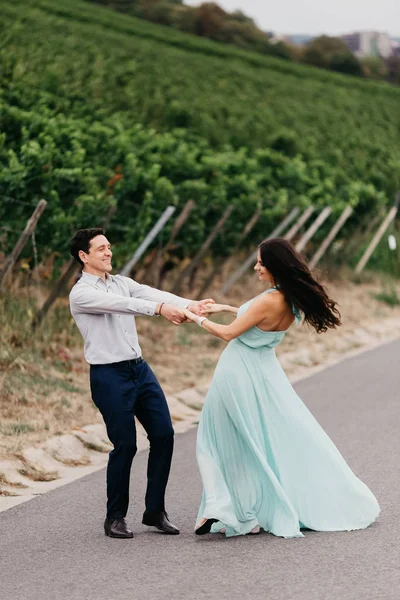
[185,0,400,37]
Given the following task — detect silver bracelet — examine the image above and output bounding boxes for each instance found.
[197,316,207,327]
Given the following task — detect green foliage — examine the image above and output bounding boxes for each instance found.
[0,0,399,273]
[303,36,352,65]
[387,57,400,85]
[361,57,388,80]
[329,54,364,77]
[302,36,364,77]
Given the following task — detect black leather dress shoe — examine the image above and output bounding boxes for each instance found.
[104,517,133,539]
[142,510,180,535]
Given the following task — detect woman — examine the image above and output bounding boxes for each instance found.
[183,238,380,538]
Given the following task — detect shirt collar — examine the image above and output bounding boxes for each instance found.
[81,271,113,287]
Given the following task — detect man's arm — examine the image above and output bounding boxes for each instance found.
[120,276,190,308]
[70,283,186,325]
[119,276,212,315]
[70,284,158,316]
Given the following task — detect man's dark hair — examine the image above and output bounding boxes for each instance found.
[70,228,105,266]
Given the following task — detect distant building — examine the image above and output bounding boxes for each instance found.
[265,32,313,46]
[341,31,393,58]
[285,34,314,46]
[267,32,291,44]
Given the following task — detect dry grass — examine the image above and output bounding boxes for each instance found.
[0,472,27,489]
[1,270,400,460]
[17,461,59,482]
[0,489,19,497]
[0,288,101,458]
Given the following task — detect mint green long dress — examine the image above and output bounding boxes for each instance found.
[196,288,380,538]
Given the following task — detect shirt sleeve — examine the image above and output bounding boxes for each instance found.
[119,276,191,309]
[70,283,158,316]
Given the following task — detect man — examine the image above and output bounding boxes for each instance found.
[69,228,212,539]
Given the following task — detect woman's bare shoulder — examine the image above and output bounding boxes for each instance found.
[252,290,286,312]
[261,290,286,305]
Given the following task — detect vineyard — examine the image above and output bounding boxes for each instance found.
[1,0,400,273]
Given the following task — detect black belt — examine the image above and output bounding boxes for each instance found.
[115,357,144,367]
[91,357,144,368]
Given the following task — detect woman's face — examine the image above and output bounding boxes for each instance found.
[254,250,273,284]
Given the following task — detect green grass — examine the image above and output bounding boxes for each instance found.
[3,371,82,398]
[0,293,81,368]
[0,422,36,436]
[374,290,400,306]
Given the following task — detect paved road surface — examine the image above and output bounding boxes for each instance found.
[1,340,399,600]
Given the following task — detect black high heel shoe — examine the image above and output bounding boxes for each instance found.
[194,518,218,535]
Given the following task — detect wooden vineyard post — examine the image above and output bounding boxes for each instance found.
[221,207,300,296]
[32,259,78,329]
[283,206,315,242]
[295,206,332,253]
[121,206,176,277]
[166,200,195,247]
[198,256,223,298]
[221,208,262,269]
[230,208,262,256]
[199,208,262,296]
[151,200,195,288]
[309,205,353,269]
[340,209,384,262]
[171,205,234,295]
[0,199,47,288]
[355,203,399,274]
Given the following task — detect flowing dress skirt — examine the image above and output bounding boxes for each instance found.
[196,339,380,538]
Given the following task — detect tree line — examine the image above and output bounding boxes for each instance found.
[87,0,400,83]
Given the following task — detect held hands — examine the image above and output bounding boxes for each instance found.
[159,304,186,325]
[159,298,216,326]
[183,308,206,326]
[187,299,215,316]
[198,302,226,315]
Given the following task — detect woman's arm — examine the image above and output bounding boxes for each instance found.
[184,294,282,342]
[200,303,238,316]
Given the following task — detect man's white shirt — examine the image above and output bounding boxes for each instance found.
[69,271,190,364]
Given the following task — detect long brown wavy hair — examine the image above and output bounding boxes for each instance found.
[259,238,341,333]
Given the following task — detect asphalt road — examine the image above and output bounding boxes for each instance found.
[1,340,399,600]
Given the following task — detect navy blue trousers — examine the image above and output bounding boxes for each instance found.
[90,359,174,519]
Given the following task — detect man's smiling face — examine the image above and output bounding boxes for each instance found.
[79,234,112,275]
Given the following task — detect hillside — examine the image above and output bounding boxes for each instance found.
[0,0,399,267]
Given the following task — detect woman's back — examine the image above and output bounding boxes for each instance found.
[251,288,296,333]
[235,287,301,350]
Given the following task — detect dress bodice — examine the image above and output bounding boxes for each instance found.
[236,287,301,349]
